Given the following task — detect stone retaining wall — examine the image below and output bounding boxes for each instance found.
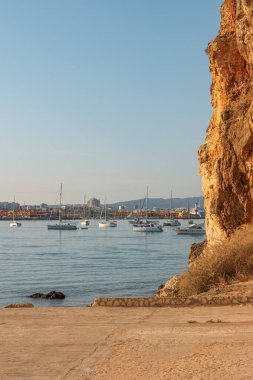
[92,295,253,307]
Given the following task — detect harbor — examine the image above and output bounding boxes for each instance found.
[0,199,205,221]
[0,219,205,308]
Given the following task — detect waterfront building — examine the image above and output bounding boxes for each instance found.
[87,198,100,208]
[0,202,20,210]
[190,202,206,218]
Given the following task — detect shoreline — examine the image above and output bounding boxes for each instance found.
[4,279,253,309]
[1,305,253,379]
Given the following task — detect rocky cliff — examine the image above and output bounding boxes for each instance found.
[199,0,253,243]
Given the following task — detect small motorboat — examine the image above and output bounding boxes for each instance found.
[163,219,181,227]
[48,222,78,230]
[99,220,117,228]
[175,223,205,235]
[133,221,163,232]
[10,221,22,227]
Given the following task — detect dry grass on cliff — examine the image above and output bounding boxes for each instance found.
[179,230,253,296]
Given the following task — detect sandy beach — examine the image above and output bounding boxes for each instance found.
[1,305,253,379]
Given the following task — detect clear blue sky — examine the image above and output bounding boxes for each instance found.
[0,0,223,204]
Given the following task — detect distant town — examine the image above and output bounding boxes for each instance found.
[0,197,205,220]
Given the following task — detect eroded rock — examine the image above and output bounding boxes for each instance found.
[188,240,207,266]
[199,0,253,244]
[157,274,185,297]
[29,291,65,299]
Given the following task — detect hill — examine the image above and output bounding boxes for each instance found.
[109,196,204,210]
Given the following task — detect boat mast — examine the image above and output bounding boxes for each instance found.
[170,190,172,218]
[13,196,15,222]
[104,197,107,221]
[146,186,148,221]
[83,194,86,219]
[59,183,62,223]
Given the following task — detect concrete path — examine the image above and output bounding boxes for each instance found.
[1,305,253,379]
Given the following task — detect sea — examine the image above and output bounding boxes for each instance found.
[0,219,205,307]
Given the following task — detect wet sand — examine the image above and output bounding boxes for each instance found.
[1,305,253,379]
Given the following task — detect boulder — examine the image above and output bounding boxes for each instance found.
[188,240,207,265]
[29,291,65,299]
[157,274,185,297]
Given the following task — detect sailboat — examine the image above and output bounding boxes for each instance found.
[98,199,117,228]
[133,187,163,232]
[163,191,181,227]
[10,198,22,227]
[47,184,78,230]
[80,195,90,229]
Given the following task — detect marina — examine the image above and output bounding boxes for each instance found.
[0,219,205,307]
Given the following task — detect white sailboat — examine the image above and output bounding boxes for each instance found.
[133,187,163,232]
[80,219,89,229]
[163,191,181,227]
[99,199,117,228]
[47,184,78,230]
[80,195,90,229]
[10,198,22,227]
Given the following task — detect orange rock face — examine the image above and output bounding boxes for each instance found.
[199,0,253,243]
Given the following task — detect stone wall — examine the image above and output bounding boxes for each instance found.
[92,294,253,307]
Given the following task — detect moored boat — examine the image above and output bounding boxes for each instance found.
[80,219,90,229]
[48,222,77,230]
[163,219,181,227]
[80,195,90,229]
[133,222,163,232]
[175,223,205,235]
[99,220,117,228]
[98,199,117,228]
[10,198,22,228]
[133,187,163,232]
[47,184,78,231]
[10,221,22,228]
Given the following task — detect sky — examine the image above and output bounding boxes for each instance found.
[0,0,223,204]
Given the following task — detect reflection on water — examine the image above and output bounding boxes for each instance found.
[0,220,205,307]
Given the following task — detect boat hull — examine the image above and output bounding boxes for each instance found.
[80,220,89,229]
[99,221,117,228]
[175,228,205,235]
[81,220,90,226]
[47,223,77,230]
[10,221,22,227]
[163,219,181,227]
[133,224,163,232]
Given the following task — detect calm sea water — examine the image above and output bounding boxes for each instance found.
[0,220,205,307]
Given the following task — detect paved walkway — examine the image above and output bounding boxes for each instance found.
[1,305,253,379]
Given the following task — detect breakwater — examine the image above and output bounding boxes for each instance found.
[92,294,253,307]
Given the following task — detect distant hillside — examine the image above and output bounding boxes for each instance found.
[109,196,204,210]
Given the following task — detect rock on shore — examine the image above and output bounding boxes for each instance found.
[29,291,65,299]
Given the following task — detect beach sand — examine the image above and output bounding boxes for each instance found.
[1,305,253,379]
